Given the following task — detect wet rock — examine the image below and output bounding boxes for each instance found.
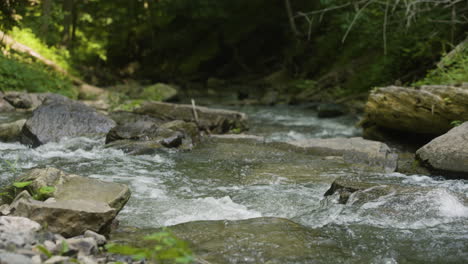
[324,178,381,204]
[0,119,25,142]
[14,199,116,238]
[105,140,165,155]
[20,100,116,147]
[111,217,339,264]
[0,251,34,264]
[134,101,248,134]
[416,122,468,178]
[281,137,398,173]
[396,152,431,176]
[364,85,468,135]
[317,103,347,118]
[160,120,199,142]
[15,168,131,211]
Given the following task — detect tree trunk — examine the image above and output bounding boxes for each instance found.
[284,0,300,36]
[40,0,53,38]
[62,0,73,46]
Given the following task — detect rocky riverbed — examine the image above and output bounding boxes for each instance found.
[0,91,467,263]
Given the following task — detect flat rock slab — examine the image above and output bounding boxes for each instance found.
[14,199,116,237]
[279,137,398,173]
[364,85,468,135]
[20,99,116,147]
[16,168,131,210]
[134,101,248,133]
[416,122,468,178]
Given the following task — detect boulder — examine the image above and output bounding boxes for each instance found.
[9,168,130,237]
[364,85,468,135]
[0,119,26,142]
[14,168,131,211]
[134,101,248,134]
[108,111,163,126]
[105,140,166,155]
[141,83,178,102]
[280,137,398,173]
[14,199,116,238]
[20,100,116,147]
[317,103,347,118]
[416,122,468,177]
[324,178,384,204]
[105,120,196,151]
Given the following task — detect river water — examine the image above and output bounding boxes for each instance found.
[0,105,467,263]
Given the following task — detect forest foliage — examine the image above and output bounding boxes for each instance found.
[0,0,467,96]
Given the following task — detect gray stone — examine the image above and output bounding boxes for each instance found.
[15,168,131,211]
[84,230,106,246]
[416,122,468,177]
[0,119,26,142]
[134,101,248,134]
[0,251,33,264]
[281,137,398,173]
[3,92,68,110]
[209,134,265,144]
[66,237,97,255]
[0,216,41,250]
[0,205,10,216]
[13,199,116,238]
[20,100,116,147]
[77,253,98,264]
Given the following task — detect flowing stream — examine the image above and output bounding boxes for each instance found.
[0,105,467,263]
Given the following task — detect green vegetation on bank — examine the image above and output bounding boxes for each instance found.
[0,51,76,98]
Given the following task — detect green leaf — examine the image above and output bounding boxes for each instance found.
[36,245,53,258]
[39,186,56,194]
[12,181,33,188]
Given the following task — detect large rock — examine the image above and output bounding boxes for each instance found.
[10,168,130,237]
[416,122,468,177]
[279,137,398,173]
[14,199,116,238]
[0,119,26,142]
[111,217,340,264]
[14,168,131,211]
[134,101,248,134]
[364,85,468,135]
[20,100,116,147]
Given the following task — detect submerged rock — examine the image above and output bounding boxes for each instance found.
[279,137,398,173]
[0,119,26,142]
[20,99,116,147]
[364,85,468,135]
[324,178,384,204]
[416,122,468,178]
[111,217,340,264]
[134,101,248,133]
[10,168,130,237]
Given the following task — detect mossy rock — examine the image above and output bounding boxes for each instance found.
[141,83,178,102]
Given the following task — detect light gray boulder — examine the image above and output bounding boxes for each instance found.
[416,122,468,177]
[0,119,26,142]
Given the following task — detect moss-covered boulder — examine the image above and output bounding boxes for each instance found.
[141,83,178,102]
